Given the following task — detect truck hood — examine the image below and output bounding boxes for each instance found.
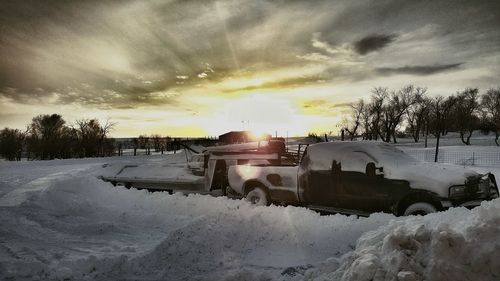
[385,162,479,197]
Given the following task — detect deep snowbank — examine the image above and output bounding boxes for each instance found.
[1,154,500,280]
[0,167,393,280]
[299,200,500,281]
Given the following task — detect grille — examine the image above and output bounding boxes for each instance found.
[478,178,490,197]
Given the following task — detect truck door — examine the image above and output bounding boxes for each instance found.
[337,163,406,213]
[337,170,382,212]
[299,156,339,207]
[333,152,390,212]
[307,170,336,206]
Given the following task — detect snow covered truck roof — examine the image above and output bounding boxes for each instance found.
[305,141,416,171]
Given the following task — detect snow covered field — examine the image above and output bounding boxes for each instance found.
[1,145,500,280]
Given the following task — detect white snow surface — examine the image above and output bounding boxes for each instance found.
[300,199,500,281]
[1,153,500,281]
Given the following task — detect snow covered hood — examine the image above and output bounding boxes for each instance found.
[306,141,479,197]
[385,162,478,196]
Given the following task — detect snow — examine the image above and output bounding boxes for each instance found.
[306,142,483,197]
[394,131,499,148]
[399,145,500,167]
[300,199,500,281]
[0,157,392,280]
[1,145,500,280]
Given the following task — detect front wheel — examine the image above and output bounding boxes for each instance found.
[403,202,437,216]
[245,187,270,206]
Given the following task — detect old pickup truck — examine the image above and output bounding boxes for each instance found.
[228,142,499,216]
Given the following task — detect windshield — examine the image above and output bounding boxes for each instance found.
[306,142,419,171]
[371,144,419,165]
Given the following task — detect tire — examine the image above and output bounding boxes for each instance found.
[403,202,437,216]
[245,187,270,206]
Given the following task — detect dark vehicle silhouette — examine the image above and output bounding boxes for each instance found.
[228,142,499,216]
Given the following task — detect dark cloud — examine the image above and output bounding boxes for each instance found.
[375,63,463,76]
[353,34,397,55]
[0,0,499,109]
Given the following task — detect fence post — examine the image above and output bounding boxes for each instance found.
[472,152,475,166]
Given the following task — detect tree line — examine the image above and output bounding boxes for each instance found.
[0,114,115,161]
[127,135,174,156]
[127,135,217,156]
[341,86,500,147]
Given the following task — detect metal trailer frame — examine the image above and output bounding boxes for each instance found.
[100,151,280,195]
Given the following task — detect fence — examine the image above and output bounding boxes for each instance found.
[404,149,500,167]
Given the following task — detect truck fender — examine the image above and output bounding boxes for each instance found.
[395,191,443,216]
[243,180,269,196]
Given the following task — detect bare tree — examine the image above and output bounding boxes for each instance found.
[428,95,457,162]
[481,88,500,146]
[370,85,420,143]
[342,99,365,140]
[368,87,388,141]
[360,103,373,140]
[0,128,25,161]
[76,119,98,157]
[99,119,115,156]
[138,135,151,155]
[388,85,422,142]
[452,88,480,145]
[132,138,138,156]
[75,119,115,157]
[27,114,67,160]
[406,89,429,142]
[151,134,164,152]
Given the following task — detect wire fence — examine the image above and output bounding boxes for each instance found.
[405,150,500,167]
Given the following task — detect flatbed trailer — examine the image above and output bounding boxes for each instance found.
[101,176,205,192]
[99,142,286,195]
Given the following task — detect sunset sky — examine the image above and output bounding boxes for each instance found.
[1,0,499,137]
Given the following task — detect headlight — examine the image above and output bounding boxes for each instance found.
[479,176,490,193]
[449,185,466,198]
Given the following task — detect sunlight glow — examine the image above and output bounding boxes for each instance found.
[236,164,261,179]
[197,94,311,137]
[222,78,267,90]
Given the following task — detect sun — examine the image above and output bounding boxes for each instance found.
[198,93,311,137]
[248,129,269,141]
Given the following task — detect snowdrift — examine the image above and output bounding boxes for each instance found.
[300,200,500,281]
[1,155,500,280]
